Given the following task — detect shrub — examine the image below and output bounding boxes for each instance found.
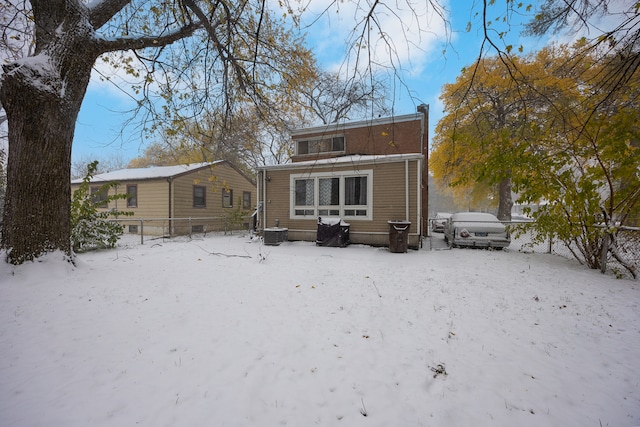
[70,161,132,252]
[222,197,251,232]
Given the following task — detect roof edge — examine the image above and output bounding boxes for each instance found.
[258,153,424,171]
[290,113,424,137]
[70,160,226,184]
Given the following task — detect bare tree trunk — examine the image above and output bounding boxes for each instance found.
[0,67,90,263]
[0,2,96,264]
[497,176,513,221]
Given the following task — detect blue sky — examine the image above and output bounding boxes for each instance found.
[72,0,544,164]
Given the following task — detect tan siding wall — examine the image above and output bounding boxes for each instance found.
[122,181,169,217]
[172,162,255,219]
[259,159,421,248]
[71,162,256,236]
[71,180,171,235]
[260,168,291,229]
[71,180,169,217]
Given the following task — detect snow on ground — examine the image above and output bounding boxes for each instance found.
[1,233,639,427]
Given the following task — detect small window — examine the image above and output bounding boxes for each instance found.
[295,179,314,205]
[319,178,339,206]
[297,140,309,155]
[296,135,345,155]
[128,225,138,234]
[344,209,368,216]
[308,140,319,153]
[126,185,137,208]
[294,178,315,216]
[319,139,332,152]
[332,136,345,151]
[318,209,340,216]
[191,225,204,233]
[243,191,251,210]
[223,189,233,208]
[345,176,367,205]
[91,186,108,208]
[193,185,206,208]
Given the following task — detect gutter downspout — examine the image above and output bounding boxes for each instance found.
[261,170,267,232]
[405,159,410,221]
[417,104,429,239]
[416,158,422,246]
[167,177,173,236]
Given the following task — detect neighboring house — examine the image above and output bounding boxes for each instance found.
[71,161,256,236]
[257,107,429,249]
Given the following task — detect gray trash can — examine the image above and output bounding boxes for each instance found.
[388,221,411,253]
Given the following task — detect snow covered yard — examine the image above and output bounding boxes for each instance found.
[1,234,639,426]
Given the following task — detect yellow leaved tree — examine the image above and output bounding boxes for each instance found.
[431,41,640,277]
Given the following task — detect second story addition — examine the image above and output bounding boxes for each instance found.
[290,112,427,162]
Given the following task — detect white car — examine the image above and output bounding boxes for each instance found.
[444,212,510,249]
[431,212,452,233]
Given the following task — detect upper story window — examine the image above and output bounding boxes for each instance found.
[296,136,345,155]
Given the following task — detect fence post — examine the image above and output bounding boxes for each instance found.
[140,219,144,245]
[600,232,609,274]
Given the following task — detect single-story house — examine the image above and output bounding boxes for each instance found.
[257,108,429,249]
[71,161,256,236]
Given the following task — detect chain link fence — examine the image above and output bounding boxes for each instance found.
[428,219,639,280]
[508,222,639,279]
[111,215,255,245]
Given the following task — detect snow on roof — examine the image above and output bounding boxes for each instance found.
[71,161,224,183]
[259,153,423,171]
[289,113,424,137]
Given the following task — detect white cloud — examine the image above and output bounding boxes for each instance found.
[297,0,451,77]
[530,0,638,47]
[87,54,147,104]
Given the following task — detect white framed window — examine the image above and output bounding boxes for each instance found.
[290,170,373,220]
[294,179,315,216]
[344,176,368,217]
[91,186,108,208]
[318,177,340,216]
[242,191,251,209]
[222,189,233,208]
[193,185,206,208]
[296,136,345,156]
[126,185,138,208]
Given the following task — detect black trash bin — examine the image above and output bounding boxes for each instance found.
[388,220,411,253]
[316,217,350,247]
